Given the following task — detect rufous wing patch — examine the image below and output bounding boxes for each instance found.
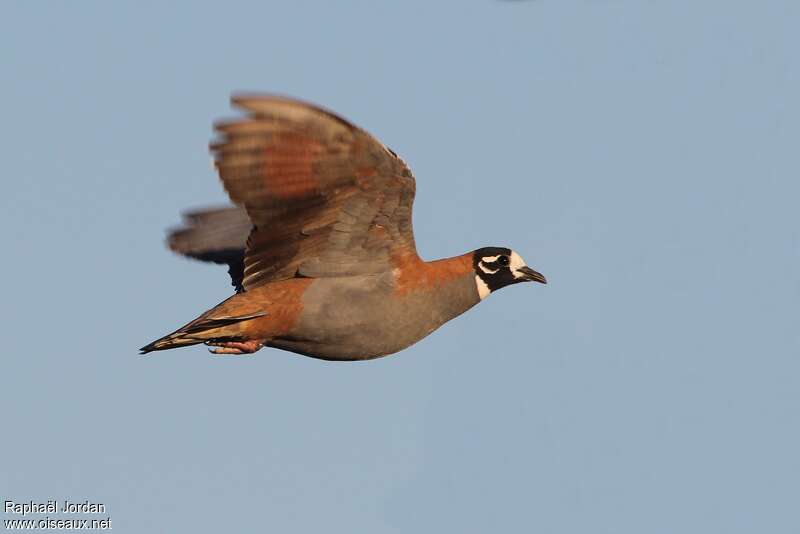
[212,95,419,289]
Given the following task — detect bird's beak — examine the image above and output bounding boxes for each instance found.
[517,266,547,284]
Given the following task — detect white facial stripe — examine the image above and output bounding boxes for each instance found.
[479,262,499,274]
[475,275,491,299]
[509,250,528,279]
[481,255,500,263]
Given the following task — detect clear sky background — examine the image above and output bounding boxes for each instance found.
[2,1,798,533]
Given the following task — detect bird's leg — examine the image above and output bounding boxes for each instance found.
[205,340,263,355]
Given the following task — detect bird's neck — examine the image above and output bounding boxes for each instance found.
[392,252,479,309]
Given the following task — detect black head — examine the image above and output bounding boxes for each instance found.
[472,247,546,299]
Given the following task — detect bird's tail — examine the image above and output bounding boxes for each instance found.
[139,311,267,354]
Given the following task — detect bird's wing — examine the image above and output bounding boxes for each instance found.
[167,205,250,292]
[212,95,418,290]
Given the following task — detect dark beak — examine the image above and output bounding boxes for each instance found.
[517,266,547,284]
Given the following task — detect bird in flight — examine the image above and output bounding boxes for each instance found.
[141,95,546,360]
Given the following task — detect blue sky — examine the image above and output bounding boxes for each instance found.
[2,1,798,533]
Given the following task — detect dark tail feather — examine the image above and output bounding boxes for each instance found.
[139,336,204,354]
[139,311,267,354]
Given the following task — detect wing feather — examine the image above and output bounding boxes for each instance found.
[211,95,418,290]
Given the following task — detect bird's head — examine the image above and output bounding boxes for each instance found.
[472,247,546,299]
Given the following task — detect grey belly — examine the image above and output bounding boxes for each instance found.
[267,272,478,361]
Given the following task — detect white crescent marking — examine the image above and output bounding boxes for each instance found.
[479,262,499,274]
[475,275,491,299]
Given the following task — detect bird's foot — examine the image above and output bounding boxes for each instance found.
[206,340,263,355]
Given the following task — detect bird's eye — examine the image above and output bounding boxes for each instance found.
[498,256,509,266]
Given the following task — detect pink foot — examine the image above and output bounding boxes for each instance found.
[205,340,263,355]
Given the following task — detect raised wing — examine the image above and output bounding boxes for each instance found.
[167,205,251,292]
[212,95,418,290]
